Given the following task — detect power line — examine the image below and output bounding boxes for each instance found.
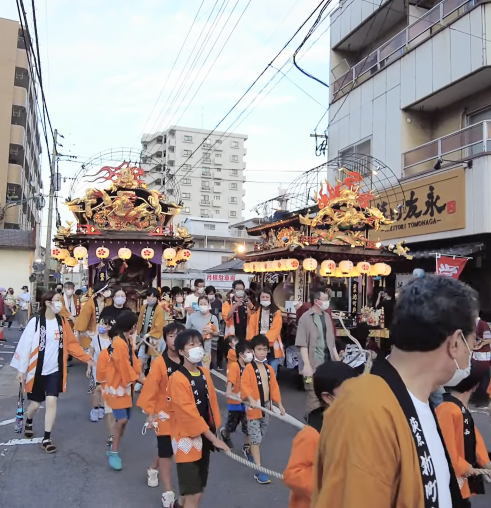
[173,0,331,186]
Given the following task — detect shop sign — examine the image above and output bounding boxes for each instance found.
[436,256,467,279]
[369,168,465,241]
[351,280,359,315]
[206,274,236,282]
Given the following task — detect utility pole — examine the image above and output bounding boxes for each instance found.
[43,128,58,289]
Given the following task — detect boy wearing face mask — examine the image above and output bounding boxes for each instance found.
[221,341,254,460]
[186,296,219,369]
[172,290,186,324]
[168,330,229,506]
[185,279,206,315]
[241,334,286,484]
[284,361,359,508]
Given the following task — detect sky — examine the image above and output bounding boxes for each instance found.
[2,0,334,236]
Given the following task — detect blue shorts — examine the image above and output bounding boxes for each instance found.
[112,408,132,421]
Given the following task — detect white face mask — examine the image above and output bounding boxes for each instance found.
[114,296,126,307]
[51,301,63,314]
[197,287,205,295]
[186,346,205,364]
[199,305,210,314]
[101,290,111,298]
[260,300,271,307]
[175,296,183,303]
[254,355,267,363]
[208,294,215,302]
[318,300,330,311]
[446,332,472,387]
[242,352,253,363]
[235,290,244,298]
[65,289,74,296]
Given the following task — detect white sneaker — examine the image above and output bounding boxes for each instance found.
[98,407,105,419]
[147,467,159,488]
[135,383,142,392]
[161,491,176,507]
[89,408,99,422]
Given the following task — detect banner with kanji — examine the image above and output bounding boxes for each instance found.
[436,256,468,279]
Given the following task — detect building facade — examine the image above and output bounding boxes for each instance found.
[141,126,247,221]
[328,0,491,310]
[0,17,43,231]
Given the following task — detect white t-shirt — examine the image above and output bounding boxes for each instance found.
[21,317,61,376]
[184,294,199,312]
[408,391,452,508]
[90,334,111,365]
[18,291,30,310]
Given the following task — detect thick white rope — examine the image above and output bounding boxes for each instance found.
[224,451,284,479]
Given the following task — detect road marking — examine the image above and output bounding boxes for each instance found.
[0,351,14,354]
[0,438,43,446]
[0,418,15,426]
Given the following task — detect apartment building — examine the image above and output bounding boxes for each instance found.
[0,17,43,231]
[328,0,491,308]
[141,126,247,221]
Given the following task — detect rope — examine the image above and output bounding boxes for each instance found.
[224,451,284,479]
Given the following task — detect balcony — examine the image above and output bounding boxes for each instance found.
[200,201,211,206]
[332,0,487,104]
[10,125,25,146]
[402,120,491,175]
[201,186,211,192]
[7,164,22,185]
[12,87,27,108]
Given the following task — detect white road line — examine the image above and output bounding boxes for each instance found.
[0,418,15,426]
[0,351,14,354]
[0,438,43,446]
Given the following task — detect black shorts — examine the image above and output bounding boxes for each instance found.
[157,435,173,459]
[176,447,211,496]
[27,371,60,403]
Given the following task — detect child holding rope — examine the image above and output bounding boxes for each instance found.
[221,340,254,461]
[241,334,285,484]
[284,361,358,508]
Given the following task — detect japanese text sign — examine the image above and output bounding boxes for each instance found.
[205,274,236,282]
[369,168,465,241]
[436,256,467,279]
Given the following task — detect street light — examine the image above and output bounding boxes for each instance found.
[0,194,45,221]
[236,244,246,254]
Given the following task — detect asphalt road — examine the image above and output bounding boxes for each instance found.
[0,326,20,372]
[0,327,489,508]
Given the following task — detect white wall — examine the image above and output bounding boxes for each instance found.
[0,249,33,292]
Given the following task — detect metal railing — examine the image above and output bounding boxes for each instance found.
[402,120,491,173]
[333,0,478,95]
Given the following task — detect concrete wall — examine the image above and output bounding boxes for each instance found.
[0,249,33,292]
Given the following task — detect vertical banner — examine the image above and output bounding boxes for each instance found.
[351,279,359,315]
[436,256,468,279]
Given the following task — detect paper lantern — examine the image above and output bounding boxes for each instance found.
[272,259,283,272]
[243,263,250,273]
[339,260,354,274]
[64,256,77,267]
[51,247,62,259]
[141,247,155,260]
[280,259,288,270]
[178,249,192,261]
[374,262,387,275]
[303,258,318,271]
[357,261,371,274]
[118,247,132,260]
[251,262,257,272]
[166,259,177,267]
[96,246,110,259]
[381,264,392,276]
[286,258,300,271]
[73,246,88,260]
[163,248,177,260]
[58,249,69,260]
[262,261,269,272]
[321,260,336,274]
[368,265,379,277]
[333,267,344,278]
[349,267,361,277]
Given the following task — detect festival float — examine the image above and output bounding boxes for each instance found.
[242,154,413,347]
[51,152,193,307]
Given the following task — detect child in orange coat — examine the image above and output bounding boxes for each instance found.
[226,335,239,364]
[284,361,359,508]
[241,334,285,484]
[436,364,491,504]
[168,329,229,507]
[138,322,185,508]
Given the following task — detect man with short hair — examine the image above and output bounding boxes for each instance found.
[17,285,30,331]
[222,280,251,342]
[313,276,478,508]
[296,285,340,413]
[60,281,79,324]
[184,279,205,315]
[205,285,223,369]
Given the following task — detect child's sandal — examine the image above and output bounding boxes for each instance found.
[24,423,33,439]
[42,439,57,453]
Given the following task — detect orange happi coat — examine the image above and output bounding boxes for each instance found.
[226,360,243,406]
[246,308,284,358]
[227,348,237,363]
[137,355,173,436]
[168,367,221,463]
[98,336,140,410]
[137,303,166,339]
[240,362,281,420]
[284,425,320,508]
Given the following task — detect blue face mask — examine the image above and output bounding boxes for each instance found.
[98,325,108,334]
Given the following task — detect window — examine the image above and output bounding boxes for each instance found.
[215,153,221,158]
[339,139,371,176]
[231,169,238,176]
[203,153,211,163]
[230,182,237,190]
[230,197,237,203]
[214,209,220,215]
[221,256,229,262]
[214,195,220,200]
[155,151,162,158]
[182,149,192,156]
[183,178,191,185]
[143,144,148,150]
[183,164,191,170]
[201,195,210,203]
[230,155,239,162]
[204,223,216,230]
[182,192,191,199]
[229,211,237,218]
[200,210,209,217]
[168,160,174,167]
[203,140,212,148]
[215,168,221,172]
[201,183,210,191]
[231,140,239,148]
[182,207,190,214]
[202,167,211,176]
[184,135,193,142]
[156,136,163,143]
[214,181,221,186]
